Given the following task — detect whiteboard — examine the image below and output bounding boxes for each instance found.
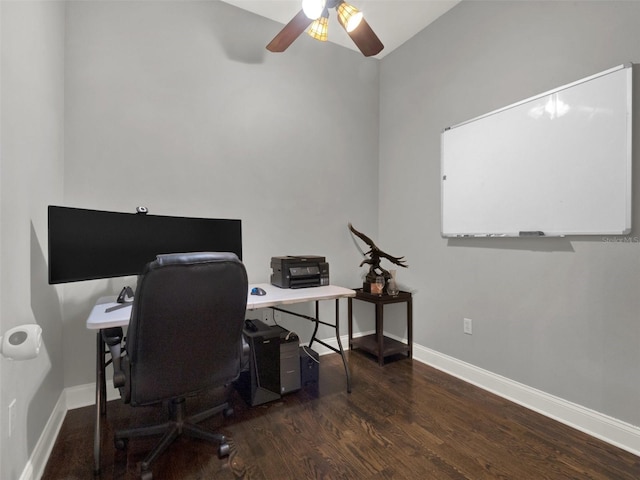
[441,64,632,238]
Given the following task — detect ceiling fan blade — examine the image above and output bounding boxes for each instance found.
[266,10,314,53]
[347,18,384,57]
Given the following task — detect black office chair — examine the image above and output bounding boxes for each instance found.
[105,252,248,480]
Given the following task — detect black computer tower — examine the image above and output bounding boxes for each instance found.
[236,319,281,406]
[300,346,319,387]
[280,332,301,395]
[236,319,303,406]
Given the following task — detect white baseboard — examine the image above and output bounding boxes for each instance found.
[25,391,68,480]
[24,383,123,479]
[412,343,640,458]
[65,381,121,411]
[28,335,639,480]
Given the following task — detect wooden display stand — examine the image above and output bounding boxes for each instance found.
[348,288,413,366]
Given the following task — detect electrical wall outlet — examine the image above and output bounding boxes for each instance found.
[260,308,282,323]
[463,318,473,335]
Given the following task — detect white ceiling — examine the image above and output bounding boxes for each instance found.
[221,0,461,58]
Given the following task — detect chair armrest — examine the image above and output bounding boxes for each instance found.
[102,327,126,388]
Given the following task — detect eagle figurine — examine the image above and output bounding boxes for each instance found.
[348,223,408,286]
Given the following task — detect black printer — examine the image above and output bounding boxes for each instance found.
[270,256,329,288]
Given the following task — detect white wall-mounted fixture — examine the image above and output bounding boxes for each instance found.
[0,324,42,360]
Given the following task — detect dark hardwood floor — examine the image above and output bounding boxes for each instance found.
[43,352,639,479]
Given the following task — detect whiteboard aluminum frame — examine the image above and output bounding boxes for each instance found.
[441,63,633,238]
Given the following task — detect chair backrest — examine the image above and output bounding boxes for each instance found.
[125,252,248,406]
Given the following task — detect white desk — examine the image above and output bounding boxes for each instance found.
[88,283,355,325]
[86,283,355,474]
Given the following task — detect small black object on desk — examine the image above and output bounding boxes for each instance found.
[116,286,134,303]
[348,288,413,366]
[250,287,266,296]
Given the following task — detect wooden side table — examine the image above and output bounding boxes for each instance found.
[348,288,413,366]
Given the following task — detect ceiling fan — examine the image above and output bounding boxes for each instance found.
[266,0,384,57]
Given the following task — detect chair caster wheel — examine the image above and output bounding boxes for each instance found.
[114,438,128,450]
[140,468,153,480]
[218,442,230,458]
[223,407,234,417]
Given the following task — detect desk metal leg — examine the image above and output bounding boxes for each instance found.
[94,332,104,475]
[309,302,320,347]
[334,299,352,393]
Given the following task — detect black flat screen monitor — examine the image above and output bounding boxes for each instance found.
[48,205,242,284]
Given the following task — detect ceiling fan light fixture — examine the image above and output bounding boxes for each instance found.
[302,0,326,20]
[307,15,329,42]
[336,1,363,33]
[266,0,382,56]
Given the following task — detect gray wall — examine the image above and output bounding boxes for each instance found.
[61,0,379,388]
[379,0,640,426]
[0,1,66,478]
